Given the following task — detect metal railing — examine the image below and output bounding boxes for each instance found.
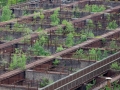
[41,51,120,90]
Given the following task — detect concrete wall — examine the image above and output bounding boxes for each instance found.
[0,86,26,90]
[26,70,67,82]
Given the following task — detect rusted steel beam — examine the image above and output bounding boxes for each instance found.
[0,27,120,82]
[0,0,89,26]
[0,0,119,52]
[0,84,37,90]
[0,0,120,88]
[0,3,119,53]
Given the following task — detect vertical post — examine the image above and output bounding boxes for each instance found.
[106,77,112,89]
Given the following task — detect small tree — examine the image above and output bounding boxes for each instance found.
[109,40,118,49]
[9,49,27,70]
[103,50,108,58]
[111,62,120,70]
[73,49,84,59]
[52,59,60,66]
[38,34,48,46]
[30,41,50,56]
[86,19,95,29]
[79,34,87,43]
[39,9,44,25]
[40,78,52,88]
[0,5,12,21]
[65,33,74,47]
[73,6,80,18]
[33,12,38,23]
[7,0,17,5]
[36,27,43,32]
[107,20,118,30]
[97,22,102,29]
[55,25,63,34]
[56,45,64,52]
[96,49,102,60]
[85,4,106,12]
[62,20,74,33]
[89,48,97,60]
[50,8,60,26]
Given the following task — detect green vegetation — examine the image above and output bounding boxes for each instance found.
[0,0,27,7]
[109,40,118,49]
[65,33,74,47]
[110,62,120,70]
[55,25,63,34]
[73,48,108,61]
[50,9,60,26]
[73,6,80,18]
[100,81,120,90]
[13,23,24,31]
[76,30,94,44]
[40,78,53,88]
[85,4,106,12]
[56,45,64,52]
[52,59,60,66]
[97,22,102,29]
[33,9,44,24]
[86,79,96,90]
[80,34,87,42]
[39,9,44,25]
[4,36,14,41]
[62,20,74,33]
[8,0,26,5]
[82,29,94,38]
[21,35,30,43]
[86,19,95,29]
[0,5,12,21]
[9,49,27,70]
[30,40,51,56]
[38,34,48,46]
[101,38,106,45]
[107,20,118,30]
[73,49,84,59]
[89,48,102,60]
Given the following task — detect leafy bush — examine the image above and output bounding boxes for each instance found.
[62,20,74,33]
[36,27,43,32]
[0,5,12,21]
[107,20,118,30]
[97,22,102,29]
[86,79,96,90]
[40,78,52,88]
[9,49,27,70]
[55,25,63,34]
[65,33,74,47]
[109,40,118,49]
[4,36,14,41]
[30,41,50,56]
[73,6,80,18]
[85,4,106,12]
[79,34,87,43]
[73,49,84,59]
[7,0,27,5]
[73,48,108,61]
[86,19,95,29]
[111,62,120,70]
[76,30,94,44]
[56,45,64,52]
[52,59,60,66]
[89,48,97,60]
[50,9,60,26]
[38,35,48,46]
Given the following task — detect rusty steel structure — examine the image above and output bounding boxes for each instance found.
[0,0,120,90]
